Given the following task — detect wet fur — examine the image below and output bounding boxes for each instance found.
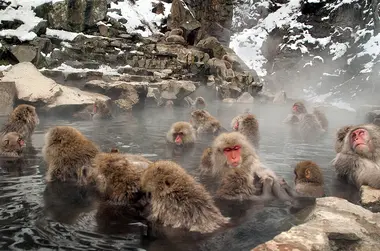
[199,147,213,174]
[294,160,324,197]
[0,132,25,157]
[42,126,100,185]
[166,121,196,145]
[335,125,353,153]
[231,114,260,148]
[141,160,230,233]
[332,124,380,189]
[93,153,148,205]
[0,104,39,141]
[191,109,223,135]
[93,99,113,120]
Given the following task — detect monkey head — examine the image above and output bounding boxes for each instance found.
[292,102,307,115]
[294,160,324,185]
[1,132,25,153]
[11,104,40,125]
[141,160,184,194]
[195,97,206,109]
[232,114,258,132]
[92,99,111,116]
[165,100,174,109]
[167,122,196,146]
[190,109,210,127]
[211,132,255,173]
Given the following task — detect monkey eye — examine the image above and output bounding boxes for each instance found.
[232,145,240,151]
[224,148,232,152]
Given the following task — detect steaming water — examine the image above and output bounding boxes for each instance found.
[0,101,360,250]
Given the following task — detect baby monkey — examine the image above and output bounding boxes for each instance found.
[190,109,224,135]
[0,132,25,157]
[231,113,260,148]
[141,160,230,233]
[294,161,324,197]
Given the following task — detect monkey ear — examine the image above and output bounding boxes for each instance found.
[305,168,311,180]
[163,176,174,188]
[2,139,9,146]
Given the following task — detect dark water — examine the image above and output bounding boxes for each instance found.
[0,101,360,251]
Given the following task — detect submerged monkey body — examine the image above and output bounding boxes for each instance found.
[141,160,229,233]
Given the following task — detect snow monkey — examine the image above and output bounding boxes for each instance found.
[140,160,230,233]
[42,126,100,185]
[0,104,39,142]
[0,132,25,157]
[190,109,225,135]
[231,113,259,148]
[333,124,380,189]
[294,160,325,197]
[335,125,353,153]
[166,121,196,146]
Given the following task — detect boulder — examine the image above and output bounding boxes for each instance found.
[236,92,254,104]
[252,197,380,250]
[10,45,38,63]
[360,185,380,212]
[273,90,287,104]
[196,36,227,59]
[0,81,17,115]
[1,62,108,114]
[47,0,108,32]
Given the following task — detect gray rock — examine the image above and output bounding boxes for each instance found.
[0,81,17,115]
[236,92,254,104]
[360,185,380,212]
[273,90,287,104]
[252,197,380,251]
[196,36,226,59]
[10,45,38,63]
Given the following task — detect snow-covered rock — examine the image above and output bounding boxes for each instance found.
[2,62,108,113]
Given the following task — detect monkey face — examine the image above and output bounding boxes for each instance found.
[350,128,373,155]
[2,132,25,152]
[173,132,185,145]
[292,102,307,115]
[223,145,242,168]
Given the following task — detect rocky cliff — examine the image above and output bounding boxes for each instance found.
[231,0,379,109]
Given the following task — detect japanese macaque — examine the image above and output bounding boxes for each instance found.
[164,100,174,109]
[140,160,230,233]
[205,132,300,203]
[222,54,240,70]
[231,114,259,148]
[335,125,353,153]
[165,29,186,45]
[333,124,380,189]
[42,126,100,185]
[190,109,225,135]
[184,96,207,109]
[207,58,228,80]
[284,102,328,140]
[199,147,212,174]
[294,161,325,197]
[166,121,196,146]
[0,104,39,141]
[92,99,113,120]
[92,153,148,208]
[0,132,25,157]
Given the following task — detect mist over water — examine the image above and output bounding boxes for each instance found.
[0,98,361,250]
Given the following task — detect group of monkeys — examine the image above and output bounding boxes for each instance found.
[0,98,379,236]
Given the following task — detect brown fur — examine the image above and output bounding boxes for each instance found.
[231,114,260,148]
[0,104,39,141]
[294,161,324,197]
[209,132,279,200]
[298,113,326,140]
[333,124,380,189]
[166,121,196,146]
[222,54,240,69]
[199,147,213,174]
[165,35,186,45]
[0,132,25,157]
[141,160,229,233]
[123,153,152,169]
[335,125,353,153]
[42,126,100,185]
[207,58,228,80]
[93,153,146,204]
[92,99,112,120]
[190,109,222,135]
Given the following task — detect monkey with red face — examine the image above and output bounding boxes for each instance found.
[0,132,26,158]
[203,132,314,206]
[166,122,196,146]
[333,124,380,189]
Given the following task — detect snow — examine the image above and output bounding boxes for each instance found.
[230,0,304,76]
[108,0,171,37]
[0,65,12,71]
[329,42,348,61]
[44,63,121,76]
[46,28,80,41]
[0,5,43,41]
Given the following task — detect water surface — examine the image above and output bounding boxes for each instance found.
[0,101,360,250]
